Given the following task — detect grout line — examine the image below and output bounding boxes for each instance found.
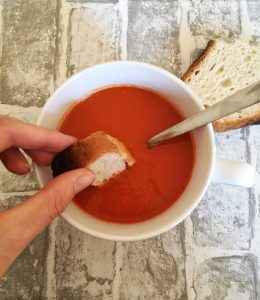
[246,126,260,293]
[44,218,58,299]
[52,0,62,92]
[239,0,253,43]
[118,0,128,60]
[178,1,196,75]
[179,3,197,298]
[55,0,72,87]
[112,242,124,300]
[184,217,196,300]
[42,2,72,298]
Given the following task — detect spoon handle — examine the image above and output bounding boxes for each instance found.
[148,81,260,147]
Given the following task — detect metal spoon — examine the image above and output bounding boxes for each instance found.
[147,81,260,148]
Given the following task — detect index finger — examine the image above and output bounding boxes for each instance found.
[0,115,76,153]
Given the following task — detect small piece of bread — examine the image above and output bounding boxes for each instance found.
[182,39,260,131]
[52,131,135,186]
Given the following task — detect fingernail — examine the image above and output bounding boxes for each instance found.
[65,134,77,142]
[74,173,95,193]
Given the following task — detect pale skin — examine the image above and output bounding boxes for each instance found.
[0,115,95,278]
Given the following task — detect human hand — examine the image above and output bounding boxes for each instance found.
[0,116,95,278]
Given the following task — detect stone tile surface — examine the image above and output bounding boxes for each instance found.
[0,166,38,193]
[0,0,57,107]
[187,0,241,40]
[0,1,259,299]
[191,184,251,249]
[215,129,248,160]
[66,3,120,77]
[118,226,186,299]
[249,126,260,177]
[53,219,115,299]
[247,0,260,38]
[194,256,257,300]
[0,194,48,300]
[128,0,182,75]
[1,193,30,210]
[0,105,40,192]
[191,129,252,249]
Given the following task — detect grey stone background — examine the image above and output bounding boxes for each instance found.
[0,0,260,299]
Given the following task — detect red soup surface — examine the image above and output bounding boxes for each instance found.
[59,85,195,223]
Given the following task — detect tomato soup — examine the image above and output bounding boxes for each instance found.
[59,86,195,223]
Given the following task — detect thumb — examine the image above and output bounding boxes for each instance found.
[36,168,95,222]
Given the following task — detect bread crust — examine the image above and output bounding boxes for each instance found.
[181,40,217,82]
[181,39,260,131]
[213,111,260,131]
[52,131,135,177]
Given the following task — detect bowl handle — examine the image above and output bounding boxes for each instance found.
[212,157,255,187]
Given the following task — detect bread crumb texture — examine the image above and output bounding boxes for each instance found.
[182,40,260,131]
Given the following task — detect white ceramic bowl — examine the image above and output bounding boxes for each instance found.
[34,61,215,241]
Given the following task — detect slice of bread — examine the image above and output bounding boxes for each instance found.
[52,131,135,186]
[182,40,260,131]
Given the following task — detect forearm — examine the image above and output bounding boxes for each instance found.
[0,198,50,278]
